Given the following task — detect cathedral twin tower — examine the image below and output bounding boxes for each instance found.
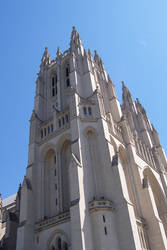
[2,27,167,250]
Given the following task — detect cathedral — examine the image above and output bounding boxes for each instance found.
[1,27,167,250]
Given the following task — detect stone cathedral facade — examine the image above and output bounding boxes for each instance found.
[1,27,167,250]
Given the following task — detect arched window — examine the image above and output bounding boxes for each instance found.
[44,128,47,136]
[41,129,43,138]
[65,64,70,87]
[88,107,92,115]
[62,117,65,125]
[48,126,50,134]
[66,65,69,77]
[51,74,57,97]
[83,107,87,115]
[66,78,70,87]
[58,238,62,250]
[65,114,69,123]
[51,124,53,132]
[64,242,68,250]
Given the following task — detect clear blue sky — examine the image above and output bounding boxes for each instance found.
[0,0,167,199]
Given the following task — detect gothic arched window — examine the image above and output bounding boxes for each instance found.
[64,242,68,250]
[66,65,69,77]
[51,74,57,97]
[83,107,87,115]
[58,238,62,250]
[88,107,92,115]
[65,64,70,87]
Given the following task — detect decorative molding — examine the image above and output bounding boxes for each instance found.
[89,199,115,213]
[35,212,70,232]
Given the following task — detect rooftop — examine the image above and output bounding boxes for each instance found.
[2,194,16,208]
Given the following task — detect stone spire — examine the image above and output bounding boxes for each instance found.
[70,26,84,55]
[122,81,133,106]
[136,98,146,115]
[56,47,62,58]
[94,50,101,65]
[88,49,93,60]
[152,123,161,147]
[40,47,51,67]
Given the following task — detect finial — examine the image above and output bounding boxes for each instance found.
[88,49,91,56]
[108,74,112,82]
[72,26,76,31]
[70,26,83,53]
[94,50,100,63]
[122,81,125,87]
[84,49,87,57]
[41,46,50,66]
[152,123,156,131]
[56,47,61,57]
[94,50,98,56]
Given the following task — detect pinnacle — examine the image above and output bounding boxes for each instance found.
[56,47,61,57]
[41,46,51,67]
[121,81,126,88]
[70,26,80,42]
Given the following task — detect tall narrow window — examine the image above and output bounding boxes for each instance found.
[41,129,43,138]
[66,65,69,77]
[83,107,87,115]
[65,114,69,123]
[52,75,57,97]
[58,238,62,250]
[64,243,68,250]
[104,226,107,235]
[62,117,65,125]
[52,77,55,86]
[55,74,58,95]
[44,128,46,136]
[54,169,57,176]
[52,77,55,96]
[51,124,53,132]
[65,64,70,87]
[88,107,92,115]
[66,78,70,87]
[103,215,105,223]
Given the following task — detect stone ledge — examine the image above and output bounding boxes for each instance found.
[89,199,115,213]
[35,211,70,232]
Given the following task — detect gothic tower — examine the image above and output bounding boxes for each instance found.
[16,27,167,250]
